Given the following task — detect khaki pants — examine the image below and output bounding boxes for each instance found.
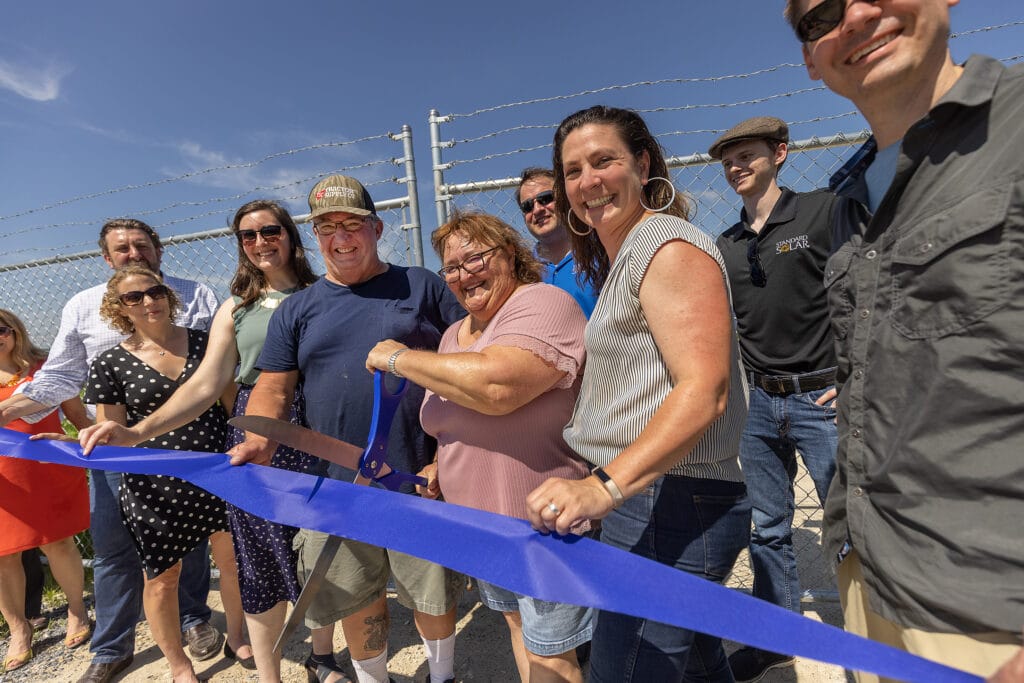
[839,550,1020,682]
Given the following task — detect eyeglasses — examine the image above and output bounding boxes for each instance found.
[796,0,877,43]
[118,284,170,306]
[747,240,768,287]
[0,325,13,337]
[313,217,369,236]
[237,225,284,244]
[437,247,501,281]
[519,190,555,214]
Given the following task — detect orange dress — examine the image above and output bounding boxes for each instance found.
[0,371,89,555]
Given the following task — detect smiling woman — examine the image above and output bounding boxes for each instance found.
[527,105,751,683]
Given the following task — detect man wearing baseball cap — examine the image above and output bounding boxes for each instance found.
[710,116,842,681]
[229,175,465,683]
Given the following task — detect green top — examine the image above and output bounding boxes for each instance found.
[232,288,298,385]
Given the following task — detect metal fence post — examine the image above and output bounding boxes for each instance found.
[392,124,424,267]
[429,109,452,227]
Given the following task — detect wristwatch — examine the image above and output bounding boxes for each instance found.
[591,466,624,508]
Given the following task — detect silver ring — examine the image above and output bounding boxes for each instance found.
[547,502,560,515]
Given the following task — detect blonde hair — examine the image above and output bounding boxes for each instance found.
[0,308,46,374]
[99,265,181,334]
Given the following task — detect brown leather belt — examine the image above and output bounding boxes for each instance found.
[749,369,836,395]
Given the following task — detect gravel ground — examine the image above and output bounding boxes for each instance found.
[1,584,852,682]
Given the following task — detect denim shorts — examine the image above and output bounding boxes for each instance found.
[476,579,593,656]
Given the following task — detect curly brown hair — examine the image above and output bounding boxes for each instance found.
[431,210,542,285]
[0,308,46,374]
[99,266,182,335]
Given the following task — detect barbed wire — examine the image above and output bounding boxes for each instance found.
[0,160,397,239]
[950,20,1024,38]
[446,63,807,119]
[658,111,861,139]
[0,134,392,223]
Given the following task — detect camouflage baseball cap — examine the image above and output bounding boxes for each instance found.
[307,175,377,219]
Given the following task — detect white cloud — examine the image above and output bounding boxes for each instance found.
[0,59,72,101]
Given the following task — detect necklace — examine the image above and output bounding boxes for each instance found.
[1,372,22,388]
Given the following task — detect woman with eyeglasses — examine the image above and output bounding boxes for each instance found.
[523,106,751,683]
[0,309,91,674]
[366,211,592,683]
[78,201,346,682]
[80,265,242,683]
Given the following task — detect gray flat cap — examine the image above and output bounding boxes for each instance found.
[708,116,789,159]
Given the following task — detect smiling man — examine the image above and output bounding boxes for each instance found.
[516,167,598,317]
[228,175,465,683]
[710,116,842,682]
[784,0,1024,678]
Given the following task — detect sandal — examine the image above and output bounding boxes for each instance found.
[64,621,93,649]
[304,652,353,683]
[2,647,33,673]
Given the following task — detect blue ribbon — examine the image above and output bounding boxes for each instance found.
[0,428,981,683]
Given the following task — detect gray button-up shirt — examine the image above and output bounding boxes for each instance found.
[823,55,1024,634]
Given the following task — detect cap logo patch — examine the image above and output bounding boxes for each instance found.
[316,186,357,202]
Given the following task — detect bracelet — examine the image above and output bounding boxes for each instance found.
[387,348,409,378]
[591,466,625,509]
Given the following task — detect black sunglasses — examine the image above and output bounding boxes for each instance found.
[237,225,284,244]
[796,0,877,43]
[747,240,768,287]
[0,325,13,337]
[519,190,555,214]
[118,284,170,306]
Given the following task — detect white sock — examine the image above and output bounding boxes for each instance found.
[351,649,389,683]
[422,633,456,683]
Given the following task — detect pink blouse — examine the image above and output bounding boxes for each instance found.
[421,283,590,520]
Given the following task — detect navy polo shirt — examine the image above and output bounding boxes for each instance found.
[716,187,838,376]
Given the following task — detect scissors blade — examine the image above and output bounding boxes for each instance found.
[229,415,370,473]
[272,533,343,655]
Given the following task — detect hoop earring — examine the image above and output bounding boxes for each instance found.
[566,210,593,237]
[639,177,677,213]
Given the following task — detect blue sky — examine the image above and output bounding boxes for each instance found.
[2,1,1021,270]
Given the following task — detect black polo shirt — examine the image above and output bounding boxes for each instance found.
[716,187,837,376]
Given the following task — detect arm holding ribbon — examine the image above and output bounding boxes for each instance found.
[525,239,733,536]
[80,301,241,454]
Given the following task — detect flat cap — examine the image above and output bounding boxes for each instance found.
[708,116,789,159]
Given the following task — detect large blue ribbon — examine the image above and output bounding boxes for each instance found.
[0,428,981,683]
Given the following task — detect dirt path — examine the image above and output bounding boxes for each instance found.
[2,582,849,682]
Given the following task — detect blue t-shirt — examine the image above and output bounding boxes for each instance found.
[542,252,598,319]
[257,266,464,488]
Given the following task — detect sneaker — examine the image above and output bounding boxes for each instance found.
[728,646,795,683]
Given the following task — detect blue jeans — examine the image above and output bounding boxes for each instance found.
[588,475,750,683]
[740,383,838,613]
[89,470,212,662]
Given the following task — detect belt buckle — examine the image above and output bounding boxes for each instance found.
[766,376,787,394]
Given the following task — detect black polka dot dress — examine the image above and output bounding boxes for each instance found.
[85,328,229,579]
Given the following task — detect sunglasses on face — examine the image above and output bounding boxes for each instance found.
[747,240,768,287]
[796,0,877,43]
[437,246,501,282]
[519,190,555,214]
[0,325,13,337]
[237,225,284,244]
[118,284,170,306]
[313,217,369,236]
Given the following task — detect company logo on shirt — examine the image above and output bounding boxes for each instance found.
[776,235,809,254]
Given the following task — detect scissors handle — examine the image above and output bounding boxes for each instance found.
[359,370,408,482]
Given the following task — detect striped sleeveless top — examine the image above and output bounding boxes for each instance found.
[563,214,747,482]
